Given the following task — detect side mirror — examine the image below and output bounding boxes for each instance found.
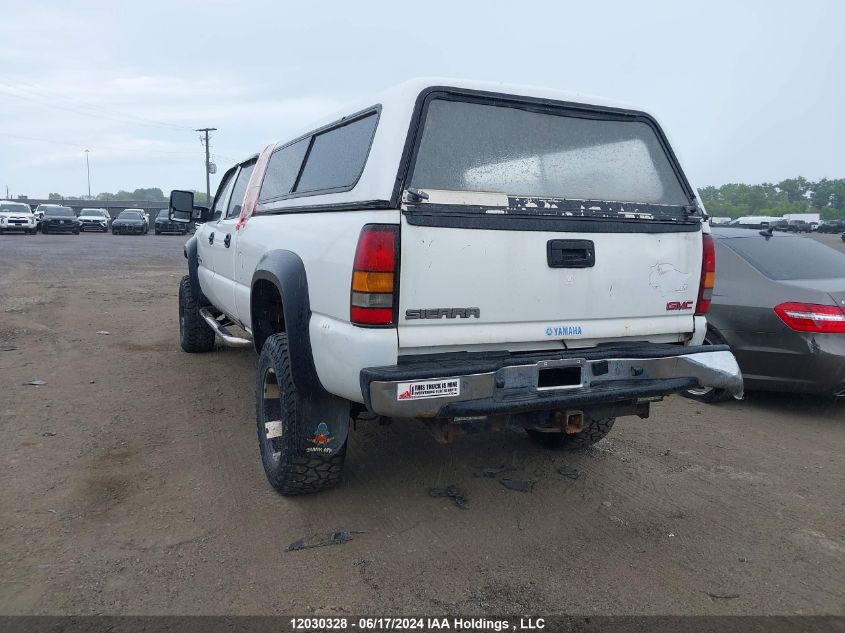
[169,190,194,223]
[194,206,210,222]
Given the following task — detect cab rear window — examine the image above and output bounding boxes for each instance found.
[258,110,379,204]
[294,112,378,194]
[725,236,845,280]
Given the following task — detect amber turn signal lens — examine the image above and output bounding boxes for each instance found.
[352,271,394,293]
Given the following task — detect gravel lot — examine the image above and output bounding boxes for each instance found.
[0,231,843,616]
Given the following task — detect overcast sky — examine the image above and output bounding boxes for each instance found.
[1,0,842,199]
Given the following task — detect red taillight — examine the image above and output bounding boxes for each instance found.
[774,302,845,334]
[696,233,716,315]
[350,224,399,326]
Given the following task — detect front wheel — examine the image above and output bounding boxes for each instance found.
[178,275,215,353]
[256,333,346,495]
[526,415,616,450]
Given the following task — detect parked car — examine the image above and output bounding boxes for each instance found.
[154,208,187,235]
[27,205,44,230]
[167,78,742,495]
[40,205,80,234]
[112,210,147,235]
[728,216,781,230]
[0,200,37,234]
[817,220,845,234]
[684,228,845,401]
[728,218,769,230]
[771,219,790,232]
[786,219,811,233]
[121,208,149,233]
[78,208,111,232]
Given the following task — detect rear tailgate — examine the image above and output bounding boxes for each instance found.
[398,217,702,351]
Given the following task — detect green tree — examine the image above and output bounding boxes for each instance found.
[698,177,845,220]
[48,192,62,200]
[191,190,210,205]
[131,188,166,201]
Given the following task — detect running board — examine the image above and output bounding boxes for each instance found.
[199,307,252,347]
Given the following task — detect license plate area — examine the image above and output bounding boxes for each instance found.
[496,358,586,394]
[538,365,583,389]
[536,358,584,390]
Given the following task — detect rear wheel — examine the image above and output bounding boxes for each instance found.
[178,275,215,353]
[256,333,346,495]
[526,415,616,450]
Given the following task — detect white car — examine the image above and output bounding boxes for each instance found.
[167,78,743,495]
[78,208,111,232]
[0,200,37,234]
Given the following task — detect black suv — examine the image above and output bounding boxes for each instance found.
[154,208,188,235]
[40,205,80,234]
[818,219,845,234]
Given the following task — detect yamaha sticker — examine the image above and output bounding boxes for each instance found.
[397,379,460,401]
[545,325,583,337]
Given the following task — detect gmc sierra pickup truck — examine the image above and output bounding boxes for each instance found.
[168,78,743,495]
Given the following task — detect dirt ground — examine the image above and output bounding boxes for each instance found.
[0,231,843,616]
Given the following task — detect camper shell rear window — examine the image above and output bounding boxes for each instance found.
[407,94,696,223]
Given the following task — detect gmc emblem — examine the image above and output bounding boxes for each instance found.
[666,300,694,311]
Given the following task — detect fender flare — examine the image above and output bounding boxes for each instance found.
[183,236,206,304]
[251,250,350,453]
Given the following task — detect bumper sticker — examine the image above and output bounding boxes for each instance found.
[397,379,460,401]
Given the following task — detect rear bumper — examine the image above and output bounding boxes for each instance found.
[361,344,743,418]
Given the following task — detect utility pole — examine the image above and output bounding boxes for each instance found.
[84,149,91,198]
[195,127,217,204]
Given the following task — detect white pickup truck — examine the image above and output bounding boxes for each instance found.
[168,78,743,495]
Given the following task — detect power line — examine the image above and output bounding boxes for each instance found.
[0,75,193,131]
[0,130,205,155]
[0,82,193,132]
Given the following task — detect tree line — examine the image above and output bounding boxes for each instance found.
[42,177,845,220]
[698,177,845,220]
[46,188,209,204]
